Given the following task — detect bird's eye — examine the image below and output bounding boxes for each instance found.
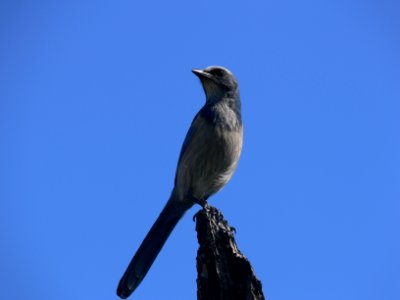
[209,69,224,77]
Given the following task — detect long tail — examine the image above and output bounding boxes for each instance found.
[117,198,189,299]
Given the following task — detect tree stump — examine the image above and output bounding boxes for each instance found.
[195,205,265,300]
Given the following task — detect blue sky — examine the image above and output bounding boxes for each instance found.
[1,1,399,299]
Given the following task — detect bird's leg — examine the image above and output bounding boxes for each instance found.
[190,196,210,221]
[190,196,209,209]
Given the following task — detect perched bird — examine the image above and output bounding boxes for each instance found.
[117,66,243,299]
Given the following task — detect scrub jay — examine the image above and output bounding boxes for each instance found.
[117,66,243,298]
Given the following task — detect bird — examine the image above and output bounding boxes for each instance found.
[116,66,243,299]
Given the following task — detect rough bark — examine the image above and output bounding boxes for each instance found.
[195,205,265,300]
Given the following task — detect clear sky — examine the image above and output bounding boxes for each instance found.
[1,1,399,299]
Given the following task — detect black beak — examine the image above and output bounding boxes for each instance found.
[192,69,212,79]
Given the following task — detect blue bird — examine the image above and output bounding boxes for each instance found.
[117,66,243,298]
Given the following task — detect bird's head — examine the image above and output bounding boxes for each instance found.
[192,66,238,102]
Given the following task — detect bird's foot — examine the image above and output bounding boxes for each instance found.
[192,197,209,209]
[191,197,210,221]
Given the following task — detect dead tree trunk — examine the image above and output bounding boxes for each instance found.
[195,205,265,300]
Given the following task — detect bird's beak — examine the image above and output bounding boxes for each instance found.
[192,69,212,79]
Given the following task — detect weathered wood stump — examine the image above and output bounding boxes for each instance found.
[195,205,265,300]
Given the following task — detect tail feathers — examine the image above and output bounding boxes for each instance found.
[117,199,188,299]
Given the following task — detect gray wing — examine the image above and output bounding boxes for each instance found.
[174,111,202,186]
